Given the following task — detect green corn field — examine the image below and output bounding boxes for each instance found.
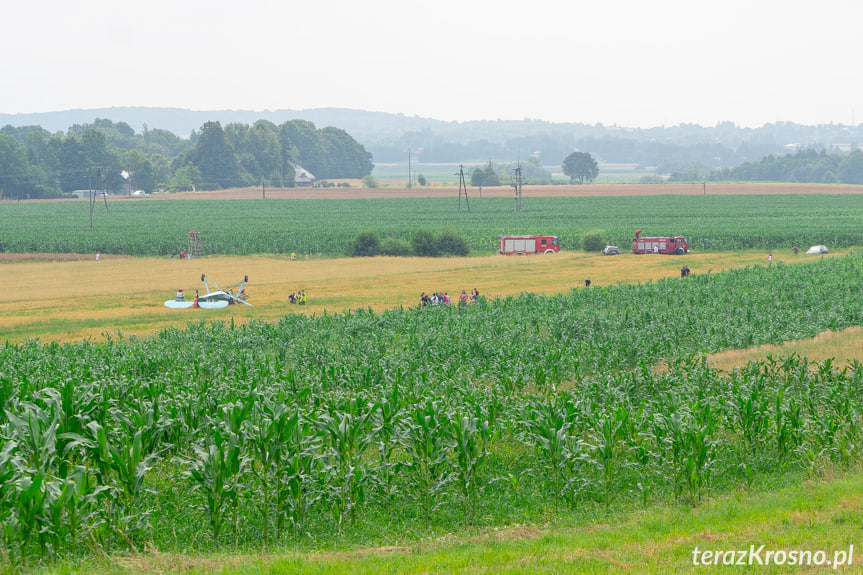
[1,253,863,566]
[2,194,863,256]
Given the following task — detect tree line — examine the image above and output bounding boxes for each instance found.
[467,153,598,188]
[669,148,863,184]
[0,119,373,199]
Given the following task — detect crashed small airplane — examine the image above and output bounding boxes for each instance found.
[164,274,251,309]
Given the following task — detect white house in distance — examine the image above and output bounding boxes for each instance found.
[294,165,316,186]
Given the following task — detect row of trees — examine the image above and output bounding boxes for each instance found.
[670,148,863,184]
[0,119,373,199]
[467,153,598,188]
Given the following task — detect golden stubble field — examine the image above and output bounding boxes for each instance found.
[0,248,834,344]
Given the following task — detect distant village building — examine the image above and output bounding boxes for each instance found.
[294,165,316,186]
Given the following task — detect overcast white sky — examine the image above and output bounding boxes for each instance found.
[3,0,861,128]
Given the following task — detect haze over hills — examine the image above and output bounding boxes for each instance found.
[3,107,863,170]
[0,107,420,141]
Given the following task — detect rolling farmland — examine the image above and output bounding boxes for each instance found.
[2,186,863,571]
[1,253,863,566]
[3,191,863,257]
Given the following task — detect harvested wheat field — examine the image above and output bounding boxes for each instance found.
[0,247,840,344]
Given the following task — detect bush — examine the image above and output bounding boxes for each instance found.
[411,230,439,257]
[380,237,412,256]
[581,229,606,252]
[362,174,378,188]
[350,230,381,257]
[639,175,665,184]
[417,173,427,186]
[434,228,470,256]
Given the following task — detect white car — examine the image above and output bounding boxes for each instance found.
[602,246,621,255]
[805,245,828,255]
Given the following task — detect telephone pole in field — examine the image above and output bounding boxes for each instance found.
[512,163,523,213]
[457,164,470,212]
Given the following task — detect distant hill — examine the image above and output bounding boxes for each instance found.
[3,107,862,170]
[0,107,450,141]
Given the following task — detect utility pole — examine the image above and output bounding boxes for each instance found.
[89,167,94,228]
[512,163,523,213]
[99,168,108,212]
[262,181,266,199]
[457,164,470,213]
[407,148,412,189]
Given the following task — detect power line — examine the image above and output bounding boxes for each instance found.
[456,164,470,213]
[512,163,523,212]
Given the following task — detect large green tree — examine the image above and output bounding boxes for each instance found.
[188,121,241,189]
[169,163,202,192]
[0,135,31,199]
[320,126,373,178]
[562,151,599,184]
[280,120,373,180]
[124,150,156,193]
[277,123,298,187]
[471,162,501,187]
[282,120,327,177]
[54,136,88,192]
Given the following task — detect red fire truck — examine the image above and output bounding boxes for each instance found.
[498,235,561,255]
[631,230,689,254]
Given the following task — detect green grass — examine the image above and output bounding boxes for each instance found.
[32,467,863,574]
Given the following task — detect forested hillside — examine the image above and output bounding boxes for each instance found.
[697,148,863,184]
[0,118,372,199]
[4,108,863,198]
[4,107,863,175]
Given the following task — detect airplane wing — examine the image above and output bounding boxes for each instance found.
[165,300,195,309]
[197,300,229,309]
[224,292,252,306]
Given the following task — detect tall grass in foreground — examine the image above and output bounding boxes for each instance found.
[1,255,863,565]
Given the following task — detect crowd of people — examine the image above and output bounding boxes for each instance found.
[289,290,307,305]
[420,288,479,307]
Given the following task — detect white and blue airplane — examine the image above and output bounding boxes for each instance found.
[165,274,251,309]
